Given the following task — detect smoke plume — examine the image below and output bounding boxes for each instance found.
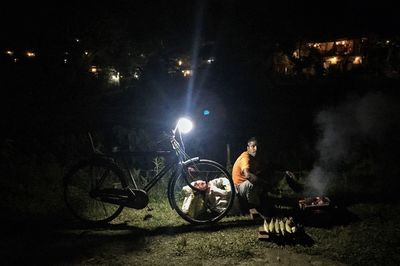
[306,91,400,195]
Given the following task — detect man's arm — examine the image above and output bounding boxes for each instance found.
[243,168,267,185]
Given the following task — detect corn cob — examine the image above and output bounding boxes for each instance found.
[274,218,280,234]
[288,217,297,233]
[279,218,286,236]
[269,218,274,232]
[291,226,297,233]
[263,219,269,233]
[284,218,292,234]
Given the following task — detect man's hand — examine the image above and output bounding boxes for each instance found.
[243,168,267,185]
[285,170,304,193]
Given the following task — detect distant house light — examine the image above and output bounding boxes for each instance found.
[335,41,346,45]
[178,60,183,66]
[353,56,362,64]
[14,58,18,63]
[327,56,338,65]
[84,51,89,55]
[90,66,98,73]
[26,51,36,57]
[5,50,14,56]
[182,69,192,77]
[75,38,80,43]
[108,70,120,85]
[206,57,215,64]
[64,58,68,64]
[111,72,120,82]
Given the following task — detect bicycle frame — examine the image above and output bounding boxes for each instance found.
[102,131,197,194]
[112,150,177,193]
[65,129,235,224]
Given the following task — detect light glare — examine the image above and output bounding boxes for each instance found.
[177,118,193,134]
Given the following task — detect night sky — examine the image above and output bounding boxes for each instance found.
[3,1,400,41]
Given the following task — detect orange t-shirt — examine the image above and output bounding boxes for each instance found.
[232,151,251,185]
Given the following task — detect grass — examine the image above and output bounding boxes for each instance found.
[292,203,400,265]
[2,161,399,265]
[104,188,400,266]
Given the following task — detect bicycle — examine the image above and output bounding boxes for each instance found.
[63,118,235,225]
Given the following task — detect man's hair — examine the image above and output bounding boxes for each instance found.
[247,137,257,145]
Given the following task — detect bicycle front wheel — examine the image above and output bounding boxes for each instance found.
[63,158,127,225]
[168,159,235,224]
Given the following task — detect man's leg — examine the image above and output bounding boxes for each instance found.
[237,180,262,208]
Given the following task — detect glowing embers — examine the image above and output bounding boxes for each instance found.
[299,196,331,210]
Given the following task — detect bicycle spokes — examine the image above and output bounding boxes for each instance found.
[169,160,235,224]
[64,159,126,224]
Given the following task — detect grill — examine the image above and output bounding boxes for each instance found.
[298,196,331,211]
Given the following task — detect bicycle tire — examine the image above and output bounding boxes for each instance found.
[168,159,235,224]
[63,157,127,225]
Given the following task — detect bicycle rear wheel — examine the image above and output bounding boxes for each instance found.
[168,159,235,224]
[63,157,127,224]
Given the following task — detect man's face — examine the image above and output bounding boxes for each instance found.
[247,141,257,157]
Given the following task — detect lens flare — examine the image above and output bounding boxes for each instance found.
[177,118,193,134]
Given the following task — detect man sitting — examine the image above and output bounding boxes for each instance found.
[232,137,267,214]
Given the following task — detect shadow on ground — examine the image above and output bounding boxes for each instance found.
[0,218,263,264]
[0,215,321,265]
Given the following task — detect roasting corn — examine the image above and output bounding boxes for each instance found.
[279,218,285,235]
[288,217,297,234]
[263,219,269,233]
[269,218,274,232]
[285,218,292,233]
[274,218,280,234]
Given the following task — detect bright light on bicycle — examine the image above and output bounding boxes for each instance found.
[176,117,193,134]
